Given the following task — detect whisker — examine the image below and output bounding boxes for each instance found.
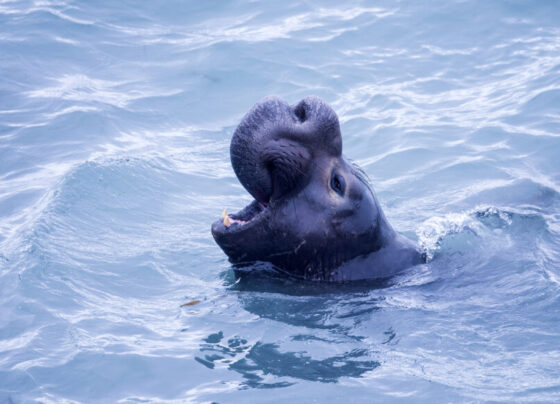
[348,159,372,188]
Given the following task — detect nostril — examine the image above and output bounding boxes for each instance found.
[294,102,307,122]
[265,160,275,175]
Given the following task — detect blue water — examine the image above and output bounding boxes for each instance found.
[1,0,559,402]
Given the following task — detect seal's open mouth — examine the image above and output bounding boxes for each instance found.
[212,199,268,234]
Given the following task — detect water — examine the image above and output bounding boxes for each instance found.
[1,0,559,402]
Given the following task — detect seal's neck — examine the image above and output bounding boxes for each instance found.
[330,211,424,281]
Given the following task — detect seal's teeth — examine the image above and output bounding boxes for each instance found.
[221,209,227,219]
[223,215,231,227]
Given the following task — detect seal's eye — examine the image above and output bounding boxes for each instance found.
[330,171,346,196]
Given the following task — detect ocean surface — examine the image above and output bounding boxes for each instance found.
[1,0,559,402]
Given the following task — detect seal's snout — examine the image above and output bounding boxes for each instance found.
[230,96,342,204]
[290,96,342,156]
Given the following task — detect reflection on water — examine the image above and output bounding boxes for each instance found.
[1,0,560,402]
[197,329,381,388]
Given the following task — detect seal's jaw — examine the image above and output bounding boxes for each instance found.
[211,200,272,262]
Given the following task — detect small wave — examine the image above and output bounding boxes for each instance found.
[116,6,397,49]
[26,74,182,109]
[417,206,546,260]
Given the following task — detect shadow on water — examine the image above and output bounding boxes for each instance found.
[190,266,390,387]
[230,343,379,387]
[195,332,380,389]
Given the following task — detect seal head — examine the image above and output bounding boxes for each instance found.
[212,96,423,281]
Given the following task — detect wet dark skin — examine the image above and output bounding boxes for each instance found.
[212,96,424,281]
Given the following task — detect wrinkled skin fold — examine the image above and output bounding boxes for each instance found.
[212,96,424,281]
